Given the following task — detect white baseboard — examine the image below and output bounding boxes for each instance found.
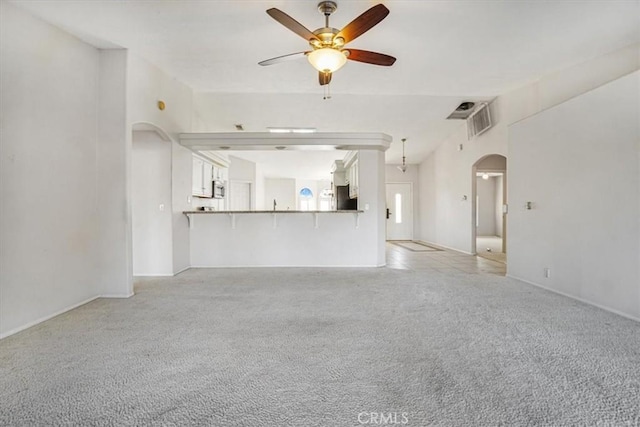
[0,292,136,340]
[133,267,190,277]
[416,240,474,255]
[189,264,382,268]
[133,273,174,277]
[173,266,190,275]
[0,295,100,340]
[506,274,640,323]
[100,292,135,298]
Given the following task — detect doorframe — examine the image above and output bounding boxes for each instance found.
[131,127,173,277]
[471,160,507,255]
[385,182,414,241]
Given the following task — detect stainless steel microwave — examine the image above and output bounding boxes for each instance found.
[213,181,225,199]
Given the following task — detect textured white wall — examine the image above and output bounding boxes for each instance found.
[96,49,131,297]
[229,155,257,209]
[255,163,265,211]
[171,143,192,274]
[417,44,639,254]
[1,3,99,337]
[417,118,506,253]
[0,4,197,337]
[494,175,504,238]
[127,54,194,139]
[265,178,296,211]
[127,53,195,278]
[476,177,497,236]
[508,71,640,320]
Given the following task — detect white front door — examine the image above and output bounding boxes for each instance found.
[385,183,413,240]
[230,181,251,211]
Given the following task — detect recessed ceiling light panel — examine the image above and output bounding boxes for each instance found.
[268,127,316,133]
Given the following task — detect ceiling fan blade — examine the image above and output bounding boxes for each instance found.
[335,4,389,44]
[266,8,320,42]
[319,71,332,86]
[259,51,309,66]
[345,49,396,66]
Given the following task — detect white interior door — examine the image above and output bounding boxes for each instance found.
[230,181,251,211]
[386,183,413,240]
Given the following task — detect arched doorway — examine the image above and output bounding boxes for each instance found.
[472,154,507,264]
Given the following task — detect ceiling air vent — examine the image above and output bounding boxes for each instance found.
[446,101,476,120]
[467,103,492,140]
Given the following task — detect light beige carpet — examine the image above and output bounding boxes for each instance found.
[1,268,639,426]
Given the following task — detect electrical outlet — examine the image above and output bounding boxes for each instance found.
[544,268,551,278]
[159,203,165,212]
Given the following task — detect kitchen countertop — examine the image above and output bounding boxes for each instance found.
[183,210,364,214]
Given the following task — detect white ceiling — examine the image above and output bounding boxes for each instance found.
[13,0,640,173]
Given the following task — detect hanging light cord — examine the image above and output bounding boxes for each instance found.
[401,138,406,168]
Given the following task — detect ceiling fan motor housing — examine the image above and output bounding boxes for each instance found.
[311,27,341,48]
[318,1,338,16]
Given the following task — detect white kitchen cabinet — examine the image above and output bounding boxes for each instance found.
[203,161,213,197]
[347,159,359,199]
[192,155,214,198]
[192,157,204,196]
[212,164,230,182]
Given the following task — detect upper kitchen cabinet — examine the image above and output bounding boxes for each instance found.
[202,161,213,197]
[192,155,214,198]
[192,154,229,198]
[344,152,359,199]
[192,156,206,197]
[212,164,229,182]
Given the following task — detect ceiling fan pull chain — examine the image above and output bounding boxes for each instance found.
[323,82,332,100]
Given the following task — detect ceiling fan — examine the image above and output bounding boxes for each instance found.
[259,1,396,87]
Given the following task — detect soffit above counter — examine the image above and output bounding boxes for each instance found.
[178,132,392,152]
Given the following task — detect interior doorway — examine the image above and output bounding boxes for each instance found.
[131,130,173,276]
[472,155,507,264]
[385,183,413,240]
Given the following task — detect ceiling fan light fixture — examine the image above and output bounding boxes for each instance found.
[308,48,347,73]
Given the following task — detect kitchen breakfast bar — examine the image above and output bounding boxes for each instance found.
[184,209,385,267]
[179,133,390,268]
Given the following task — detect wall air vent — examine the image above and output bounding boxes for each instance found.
[446,101,476,120]
[467,102,492,140]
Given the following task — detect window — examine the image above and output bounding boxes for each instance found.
[300,187,314,211]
